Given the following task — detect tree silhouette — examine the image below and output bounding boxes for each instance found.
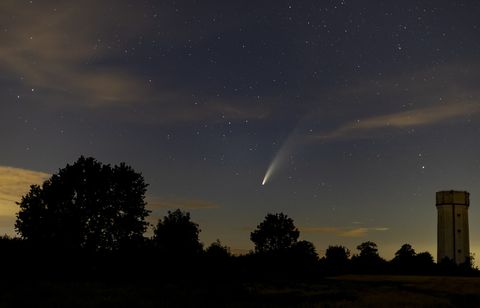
[458,254,475,273]
[438,256,457,274]
[416,251,434,265]
[204,239,232,278]
[250,213,299,253]
[153,209,203,258]
[394,243,416,259]
[357,241,379,258]
[15,156,149,252]
[290,240,318,263]
[326,245,351,262]
[415,251,435,274]
[205,239,231,259]
[392,244,416,273]
[325,245,350,274]
[352,241,386,273]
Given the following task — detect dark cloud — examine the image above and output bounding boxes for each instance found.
[0,0,275,126]
[315,103,480,141]
[300,226,389,238]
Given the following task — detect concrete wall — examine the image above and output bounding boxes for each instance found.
[436,191,470,264]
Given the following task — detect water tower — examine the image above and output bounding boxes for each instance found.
[436,190,470,264]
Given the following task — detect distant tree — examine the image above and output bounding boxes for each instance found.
[458,253,477,273]
[438,256,457,274]
[284,240,319,277]
[468,253,476,270]
[395,244,416,259]
[325,245,350,274]
[205,239,231,259]
[416,251,434,265]
[352,241,386,273]
[415,251,435,273]
[15,156,150,252]
[290,240,318,262]
[250,213,299,253]
[153,209,203,257]
[392,244,417,273]
[357,241,379,258]
[202,239,233,278]
[326,245,351,262]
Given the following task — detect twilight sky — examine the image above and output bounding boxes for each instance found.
[1,0,480,259]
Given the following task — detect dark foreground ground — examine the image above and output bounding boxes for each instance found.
[2,275,479,307]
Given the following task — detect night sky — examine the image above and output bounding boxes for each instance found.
[1,0,480,258]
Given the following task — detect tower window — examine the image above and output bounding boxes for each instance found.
[458,229,461,233]
[457,214,461,217]
[458,249,462,253]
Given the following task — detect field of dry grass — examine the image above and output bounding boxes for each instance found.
[229,275,480,307]
[323,275,480,306]
[2,275,479,307]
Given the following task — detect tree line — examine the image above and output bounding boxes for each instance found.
[4,156,476,280]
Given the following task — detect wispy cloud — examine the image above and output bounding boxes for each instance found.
[0,166,49,234]
[372,227,389,231]
[300,226,389,238]
[0,1,147,106]
[316,103,480,141]
[0,1,272,125]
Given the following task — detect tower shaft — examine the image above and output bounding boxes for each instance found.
[436,191,470,264]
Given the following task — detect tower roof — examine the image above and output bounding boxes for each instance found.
[436,190,469,206]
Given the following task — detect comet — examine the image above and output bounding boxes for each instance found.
[261,144,289,185]
[261,158,279,185]
[261,112,322,185]
[261,127,304,186]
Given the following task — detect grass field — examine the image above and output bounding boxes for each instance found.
[1,275,479,307]
[325,275,480,307]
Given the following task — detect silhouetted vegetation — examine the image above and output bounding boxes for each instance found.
[16,156,149,253]
[3,156,479,305]
[391,244,436,274]
[250,212,299,253]
[245,213,319,279]
[153,209,203,258]
[323,245,351,274]
[351,241,388,273]
[205,239,232,259]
